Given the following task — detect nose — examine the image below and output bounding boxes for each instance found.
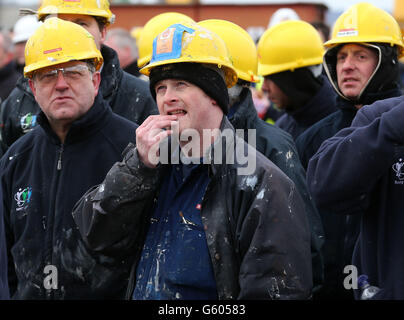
[54,71,69,90]
[261,78,272,94]
[162,85,178,105]
[341,54,355,71]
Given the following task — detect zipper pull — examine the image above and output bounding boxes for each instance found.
[57,145,64,170]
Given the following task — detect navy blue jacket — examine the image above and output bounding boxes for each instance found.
[296,98,357,170]
[1,95,137,299]
[275,77,338,140]
[0,188,10,300]
[296,88,402,299]
[296,88,402,170]
[307,95,404,299]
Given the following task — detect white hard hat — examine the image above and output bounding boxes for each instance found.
[268,8,300,29]
[13,15,43,44]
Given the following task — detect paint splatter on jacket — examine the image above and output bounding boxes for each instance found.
[73,117,313,300]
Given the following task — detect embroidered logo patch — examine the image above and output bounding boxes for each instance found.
[392,158,404,184]
[20,113,38,133]
[14,187,32,209]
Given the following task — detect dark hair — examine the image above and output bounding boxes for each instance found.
[311,21,330,41]
[83,59,96,73]
[42,14,107,32]
[94,16,107,32]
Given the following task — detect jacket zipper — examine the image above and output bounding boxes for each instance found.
[57,145,64,170]
[45,144,64,299]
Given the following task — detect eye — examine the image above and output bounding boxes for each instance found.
[64,70,82,77]
[155,84,166,94]
[176,81,188,88]
[337,55,346,62]
[75,20,88,27]
[38,70,57,82]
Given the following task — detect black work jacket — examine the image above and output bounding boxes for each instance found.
[73,117,313,300]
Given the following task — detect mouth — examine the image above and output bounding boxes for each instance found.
[342,78,359,85]
[54,96,73,102]
[167,109,187,116]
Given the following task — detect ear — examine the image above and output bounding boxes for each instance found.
[28,79,37,97]
[92,71,101,96]
[210,98,221,109]
[100,26,107,44]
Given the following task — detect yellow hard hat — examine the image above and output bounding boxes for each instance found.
[24,17,103,78]
[140,21,237,88]
[325,3,404,57]
[257,20,324,76]
[137,12,195,68]
[37,0,115,25]
[198,19,259,83]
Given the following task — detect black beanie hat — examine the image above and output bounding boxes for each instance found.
[266,67,323,111]
[149,62,230,114]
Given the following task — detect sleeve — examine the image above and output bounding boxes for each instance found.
[237,165,313,299]
[0,158,16,298]
[0,96,13,155]
[265,131,324,292]
[72,144,162,254]
[0,187,10,300]
[307,100,404,215]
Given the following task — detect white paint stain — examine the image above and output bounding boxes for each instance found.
[244,175,258,189]
[257,189,265,200]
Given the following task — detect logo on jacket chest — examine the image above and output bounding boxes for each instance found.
[392,158,404,184]
[20,113,38,133]
[14,187,32,211]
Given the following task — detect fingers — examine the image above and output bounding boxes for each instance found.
[139,114,178,132]
[136,115,178,168]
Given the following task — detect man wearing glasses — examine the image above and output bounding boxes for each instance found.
[0,18,138,299]
[0,0,157,157]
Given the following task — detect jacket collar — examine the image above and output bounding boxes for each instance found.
[287,77,337,126]
[206,116,245,177]
[228,88,259,131]
[99,45,123,107]
[336,87,402,112]
[37,94,112,145]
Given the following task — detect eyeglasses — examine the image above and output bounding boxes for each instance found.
[34,64,92,84]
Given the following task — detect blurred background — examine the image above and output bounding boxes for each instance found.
[0,0,398,39]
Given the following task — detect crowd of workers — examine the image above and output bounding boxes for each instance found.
[0,0,403,301]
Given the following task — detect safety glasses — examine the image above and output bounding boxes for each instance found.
[33,64,92,84]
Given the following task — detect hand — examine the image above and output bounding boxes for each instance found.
[135,115,178,168]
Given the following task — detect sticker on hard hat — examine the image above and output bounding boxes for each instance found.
[44,47,62,54]
[337,28,358,37]
[150,24,195,63]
